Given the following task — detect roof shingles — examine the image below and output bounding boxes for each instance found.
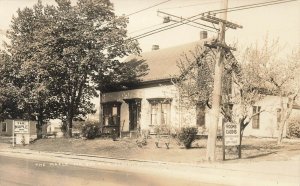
[125,39,211,81]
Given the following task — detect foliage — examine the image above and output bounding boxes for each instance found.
[81,122,101,139]
[111,128,118,141]
[154,125,171,135]
[21,135,26,146]
[287,120,300,138]
[135,130,148,147]
[239,37,300,144]
[60,122,68,137]
[177,126,198,149]
[95,58,149,92]
[0,51,23,121]
[174,44,215,108]
[3,0,144,137]
[174,42,238,125]
[153,125,171,149]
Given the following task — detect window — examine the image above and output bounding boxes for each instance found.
[196,102,206,126]
[1,122,7,132]
[252,106,261,129]
[151,103,158,125]
[102,102,121,126]
[147,98,171,126]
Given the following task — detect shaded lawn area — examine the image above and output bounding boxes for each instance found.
[17,136,300,164]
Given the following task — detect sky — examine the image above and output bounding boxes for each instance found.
[0,0,299,54]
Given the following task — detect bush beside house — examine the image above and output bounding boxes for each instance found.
[81,122,101,139]
[288,120,300,138]
[177,126,198,149]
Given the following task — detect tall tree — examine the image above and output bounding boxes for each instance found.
[4,1,61,137]
[95,59,149,92]
[174,41,268,155]
[5,0,141,137]
[0,51,21,121]
[238,38,300,144]
[229,48,265,145]
[174,42,235,130]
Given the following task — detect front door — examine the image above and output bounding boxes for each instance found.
[125,99,141,131]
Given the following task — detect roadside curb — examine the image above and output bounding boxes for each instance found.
[0,146,299,186]
[0,147,215,168]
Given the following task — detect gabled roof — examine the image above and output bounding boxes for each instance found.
[125,38,213,81]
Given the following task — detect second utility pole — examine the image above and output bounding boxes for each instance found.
[206,0,228,162]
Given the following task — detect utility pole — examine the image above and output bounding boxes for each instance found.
[206,0,228,162]
[157,0,241,162]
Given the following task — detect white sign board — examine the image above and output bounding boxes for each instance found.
[14,121,29,134]
[224,122,240,146]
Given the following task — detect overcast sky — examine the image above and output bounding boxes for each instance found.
[0,0,299,54]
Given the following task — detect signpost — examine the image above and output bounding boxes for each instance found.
[12,120,14,147]
[222,122,241,160]
[12,120,30,146]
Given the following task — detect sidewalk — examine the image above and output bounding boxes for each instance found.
[0,144,299,186]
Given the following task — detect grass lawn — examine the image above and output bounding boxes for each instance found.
[17,136,300,164]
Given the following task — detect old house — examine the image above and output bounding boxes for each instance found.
[99,32,299,138]
[100,32,226,136]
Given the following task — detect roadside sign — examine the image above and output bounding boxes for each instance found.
[224,122,240,146]
[14,121,29,134]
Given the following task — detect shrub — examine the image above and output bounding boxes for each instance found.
[177,126,198,149]
[111,128,118,141]
[154,125,171,135]
[288,120,300,138]
[154,125,172,148]
[136,129,149,148]
[81,122,101,139]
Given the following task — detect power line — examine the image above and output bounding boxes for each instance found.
[133,20,216,40]
[126,0,172,17]
[131,0,297,40]
[157,10,217,30]
[129,23,165,34]
[210,0,298,14]
[132,9,217,39]
[132,15,218,40]
[129,0,274,37]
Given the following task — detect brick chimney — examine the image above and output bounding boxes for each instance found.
[200,31,208,40]
[152,45,159,51]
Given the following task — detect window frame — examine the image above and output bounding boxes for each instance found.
[147,98,172,127]
[1,122,7,132]
[252,106,261,129]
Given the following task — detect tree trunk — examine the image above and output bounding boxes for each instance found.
[37,118,42,139]
[238,117,250,158]
[66,115,73,138]
[277,95,295,145]
[277,120,285,144]
[37,115,44,139]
